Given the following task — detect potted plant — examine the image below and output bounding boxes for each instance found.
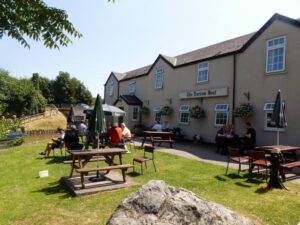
[190,105,206,119]
[140,106,150,115]
[160,106,173,116]
[234,103,254,118]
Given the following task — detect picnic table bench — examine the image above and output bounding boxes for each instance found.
[76,164,134,188]
[141,131,174,148]
[67,148,133,188]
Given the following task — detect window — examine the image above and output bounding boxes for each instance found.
[197,62,209,83]
[108,81,114,96]
[155,68,164,89]
[128,81,136,94]
[214,104,229,126]
[263,102,285,131]
[179,105,190,124]
[132,106,140,121]
[266,36,286,73]
[153,106,162,122]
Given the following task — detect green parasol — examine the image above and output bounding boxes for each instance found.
[88,94,106,181]
[88,94,107,148]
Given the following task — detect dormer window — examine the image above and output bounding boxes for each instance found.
[155,68,164,90]
[128,81,136,95]
[108,81,114,96]
[197,62,209,83]
[266,36,286,73]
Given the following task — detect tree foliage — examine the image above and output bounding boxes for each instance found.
[0,69,93,117]
[0,0,82,49]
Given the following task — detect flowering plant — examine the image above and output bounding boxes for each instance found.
[234,103,254,118]
[190,105,206,119]
[160,106,173,116]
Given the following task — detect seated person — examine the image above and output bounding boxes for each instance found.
[215,125,225,153]
[40,128,65,157]
[107,123,123,147]
[243,122,256,147]
[64,127,83,150]
[120,123,132,141]
[152,120,162,132]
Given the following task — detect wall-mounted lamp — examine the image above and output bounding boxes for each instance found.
[243,92,250,101]
[144,99,150,105]
[166,97,172,104]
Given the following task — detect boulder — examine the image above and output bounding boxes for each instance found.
[107,180,256,225]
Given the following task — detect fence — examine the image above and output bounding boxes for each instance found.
[21,105,59,124]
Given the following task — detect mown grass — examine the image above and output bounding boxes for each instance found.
[0,142,299,225]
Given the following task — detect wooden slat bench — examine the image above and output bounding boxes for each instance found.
[280,161,300,180]
[76,164,134,188]
[152,139,175,148]
[280,161,300,169]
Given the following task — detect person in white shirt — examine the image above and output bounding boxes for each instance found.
[77,120,87,143]
[120,123,131,141]
[152,121,162,132]
[40,128,65,157]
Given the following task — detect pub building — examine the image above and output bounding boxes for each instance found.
[104,13,300,146]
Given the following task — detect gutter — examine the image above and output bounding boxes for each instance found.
[232,54,236,125]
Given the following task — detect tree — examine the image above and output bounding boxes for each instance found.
[31,73,54,103]
[52,71,93,105]
[0,0,82,49]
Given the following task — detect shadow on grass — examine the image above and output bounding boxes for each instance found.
[127,171,142,177]
[235,182,252,188]
[33,181,71,198]
[255,187,269,194]
[225,173,243,179]
[45,157,67,164]
[214,175,227,182]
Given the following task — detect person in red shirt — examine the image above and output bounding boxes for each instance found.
[107,123,123,145]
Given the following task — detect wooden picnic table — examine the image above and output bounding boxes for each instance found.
[260,145,300,161]
[141,131,174,148]
[259,145,300,181]
[67,148,133,188]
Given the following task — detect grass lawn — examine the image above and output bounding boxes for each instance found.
[0,141,300,225]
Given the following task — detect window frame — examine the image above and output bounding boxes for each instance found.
[197,62,209,83]
[154,68,164,90]
[263,102,285,131]
[179,105,190,124]
[128,81,136,95]
[265,36,286,74]
[153,106,162,122]
[214,103,229,126]
[132,106,140,121]
[108,81,114,96]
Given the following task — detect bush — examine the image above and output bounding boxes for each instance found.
[7,138,25,147]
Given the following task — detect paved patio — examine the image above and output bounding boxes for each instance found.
[147,141,300,185]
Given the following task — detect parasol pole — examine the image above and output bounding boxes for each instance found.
[276,130,279,145]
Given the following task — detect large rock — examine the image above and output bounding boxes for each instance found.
[107,180,256,225]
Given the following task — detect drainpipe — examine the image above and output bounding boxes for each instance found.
[232,54,236,125]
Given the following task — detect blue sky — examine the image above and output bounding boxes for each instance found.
[0,0,299,97]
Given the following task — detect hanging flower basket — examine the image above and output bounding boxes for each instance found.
[140,106,150,115]
[234,103,254,118]
[160,106,173,116]
[190,105,206,119]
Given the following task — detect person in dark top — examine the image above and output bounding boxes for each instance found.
[244,122,256,147]
[215,125,225,153]
[64,127,83,150]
